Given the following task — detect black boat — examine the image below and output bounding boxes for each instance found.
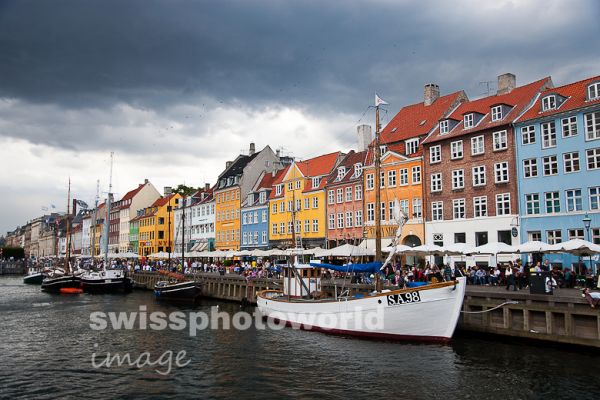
[24,267,45,285]
[41,274,82,293]
[80,269,133,294]
[154,281,202,302]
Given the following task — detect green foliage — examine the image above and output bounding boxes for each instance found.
[172,184,197,197]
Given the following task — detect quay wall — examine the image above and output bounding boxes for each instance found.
[131,272,600,348]
[0,261,26,275]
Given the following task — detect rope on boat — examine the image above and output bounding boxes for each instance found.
[461,300,519,314]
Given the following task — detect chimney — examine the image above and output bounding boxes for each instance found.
[144,178,149,184]
[249,142,256,156]
[226,161,233,169]
[497,73,516,95]
[205,183,210,191]
[164,186,172,196]
[356,124,372,152]
[276,149,281,158]
[424,84,440,106]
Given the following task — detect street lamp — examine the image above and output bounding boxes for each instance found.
[583,213,593,276]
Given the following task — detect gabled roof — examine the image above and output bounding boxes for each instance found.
[297,151,341,177]
[120,182,146,202]
[268,165,291,200]
[152,193,175,208]
[380,91,466,145]
[324,150,368,187]
[518,75,600,122]
[423,77,552,144]
[215,152,259,190]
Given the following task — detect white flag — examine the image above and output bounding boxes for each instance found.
[375,94,388,107]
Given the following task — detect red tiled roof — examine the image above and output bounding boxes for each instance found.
[297,151,341,177]
[423,77,552,144]
[518,75,600,122]
[152,193,175,207]
[324,150,368,187]
[380,91,466,145]
[268,165,290,200]
[120,183,145,202]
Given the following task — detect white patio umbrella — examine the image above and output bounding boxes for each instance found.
[147,251,171,259]
[549,239,600,256]
[397,243,447,256]
[234,249,252,257]
[382,244,413,254]
[515,241,556,254]
[443,243,477,255]
[471,242,518,255]
[251,249,270,257]
[324,243,375,257]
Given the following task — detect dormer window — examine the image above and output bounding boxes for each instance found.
[491,105,503,121]
[588,82,600,101]
[405,138,419,155]
[275,184,282,196]
[259,191,267,204]
[464,114,474,129]
[379,145,387,155]
[312,177,321,188]
[247,194,253,205]
[542,95,556,111]
[353,163,363,177]
[227,177,233,186]
[337,166,346,181]
[440,120,449,134]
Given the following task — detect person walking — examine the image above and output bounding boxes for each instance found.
[505,262,517,291]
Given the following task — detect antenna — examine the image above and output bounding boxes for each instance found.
[108,152,114,196]
[94,179,100,208]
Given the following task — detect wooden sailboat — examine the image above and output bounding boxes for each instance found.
[42,178,82,293]
[257,95,466,342]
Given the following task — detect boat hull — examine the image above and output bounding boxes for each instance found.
[257,277,466,342]
[154,281,202,302]
[80,277,133,294]
[41,275,82,293]
[24,273,45,285]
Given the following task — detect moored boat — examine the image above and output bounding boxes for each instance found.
[154,280,202,302]
[23,267,45,285]
[41,273,82,293]
[80,269,133,294]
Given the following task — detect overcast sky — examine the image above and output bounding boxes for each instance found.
[1,0,599,235]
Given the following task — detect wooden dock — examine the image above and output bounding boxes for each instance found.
[132,271,600,348]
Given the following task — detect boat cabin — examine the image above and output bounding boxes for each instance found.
[282,263,321,298]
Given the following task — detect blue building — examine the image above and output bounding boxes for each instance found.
[515,75,600,272]
[240,171,277,250]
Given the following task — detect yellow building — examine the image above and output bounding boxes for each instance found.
[214,186,240,250]
[269,152,342,248]
[137,194,180,256]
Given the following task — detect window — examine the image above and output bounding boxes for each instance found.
[406,138,419,155]
[366,173,374,190]
[262,231,267,244]
[585,111,600,140]
[412,166,421,184]
[542,121,557,148]
[493,130,508,151]
[279,222,285,234]
[433,233,444,247]
[528,231,542,242]
[583,149,600,172]
[303,219,309,233]
[494,162,509,183]
[498,230,512,245]
[432,201,443,221]
[523,159,538,178]
[304,198,310,209]
[399,169,408,185]
[491,105,503,121]
[287,201,292,212]
[345,187,352,202]
[355,210,363,226]
[473,196,487,217]
[543,155,558,176]
[275,185,282,196]
[295,180,301,189]
[355,185,362,200]
[242,232,247,245]
[472,166,486,186]
[346,212,353,228]
[336,188,343,203]
[452,169,464,190]
[589,83,600,100]
[464,114,474,129]
[262,210,267,223]
[496,193,511,216]
[367,203,375,222]
[563,152,580,173]
[547,230,562,245]
[568,229,585,240]
[242,214,247,225]
[288,182,293,191]
[337,213,344,229]
[526,193,540,215]
[272,223,277,235]
[593,228,600,245]
[312,219,318,232]
[453,199,465,219]
[398,199,408,218]
[430,145,441,163]
[388,200,396,220]
[328,214,334,229]
[312,177,321,188]
[279,202,284,213]
[380,202,386,221]
[561,116,578,137]
[451,141,463,159]
[471,136,484,155]
[380,145,387,155]
[337,167,346,181]
[542,95,556,111]
[590,187,600,210]
[387,170,397,187]
[475,231,488,246]
[454,233,466,243]
[295,220,301,234]
[522,125,536,145]
[353,163,363,177]
[440,120,449,134]
[545,192,560,213]
[313,197,318,208]
[413,198,422,219]
[431,173,442,192]
[287,221,293,234]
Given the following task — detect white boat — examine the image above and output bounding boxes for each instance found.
[257,95,466,342]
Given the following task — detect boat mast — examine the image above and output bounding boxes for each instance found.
[182,194,185,271]
[102,152,113,268]
[65,177,71,274]
[374,101,382,264]
[91,179,99,257]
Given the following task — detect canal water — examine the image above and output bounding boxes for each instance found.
[1,276,599,399]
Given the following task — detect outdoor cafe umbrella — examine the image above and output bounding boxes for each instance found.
[471,242,518,255]
[547,239,600,256]
[514,241,556,254]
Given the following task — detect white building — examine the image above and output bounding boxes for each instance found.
[174,186,215,253]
